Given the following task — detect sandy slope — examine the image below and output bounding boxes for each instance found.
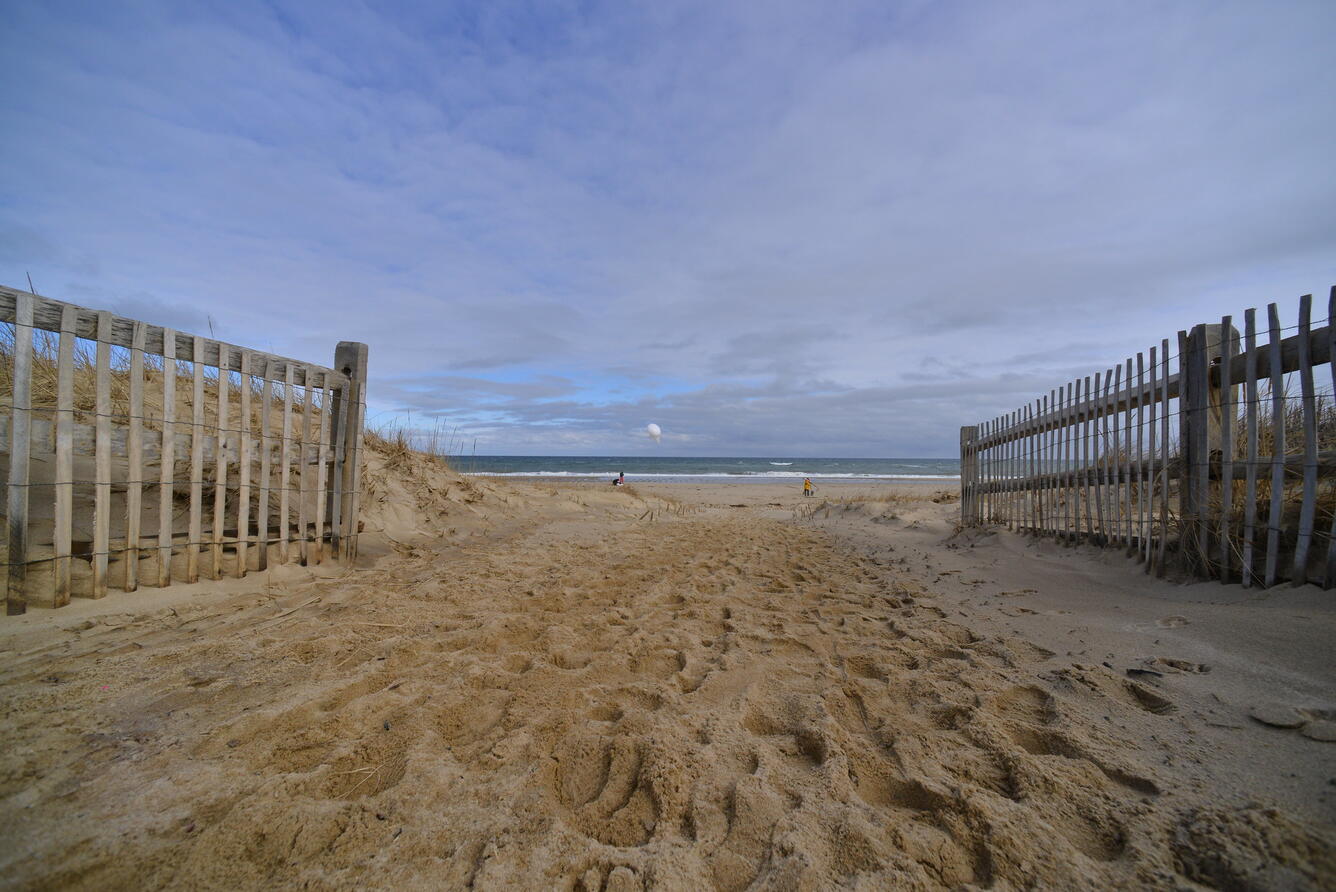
[0,454,1333,890]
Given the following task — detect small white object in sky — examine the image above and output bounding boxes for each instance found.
[646,423,662,443]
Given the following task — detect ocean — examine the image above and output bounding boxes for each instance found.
[457,456,959,484]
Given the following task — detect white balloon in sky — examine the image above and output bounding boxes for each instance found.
[646,423,662,443]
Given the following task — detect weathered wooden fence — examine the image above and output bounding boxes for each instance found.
[1,285,368,614]
[960,287,1336,587]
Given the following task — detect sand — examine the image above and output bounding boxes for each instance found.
[0,451,1333,889]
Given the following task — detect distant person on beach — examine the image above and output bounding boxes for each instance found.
[803,478,814,497]
[613,472,625,486]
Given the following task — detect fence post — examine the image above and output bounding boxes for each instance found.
[6,291,33,615]
[334,342,368,561]
[1181,322,1238,579]
[960,425,978,527]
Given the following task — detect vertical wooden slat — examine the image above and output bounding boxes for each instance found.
[1122,358,1133,550]
[1092,372,1105,542]
[124,321,145,592]
[978,420,988,524]
[1042,392,1052,534]
[1057,387,1067,542]
[1188,326,1212,577]
[92,311,113,598]
[1068,381,1079,544]
[1176,330,1191,573]
[1264,304,1285,587]
[1292,295,1317,586]
[235,352,252,577]
[1038,397,1048,533]
[1145,347,1157,571]
[258,361,274,571]
[1006,412,1015,530]
[186,336,205,584]
[1004,413,1010,528]
[279,364,294,565]
[1157,339,1171,577]
[1325,289,1336,586]
[52,305,76,607]
[313,374,332,563]
[1082,376,1094,542]
[1024,408,1033,533]
[1135,352,1146,558]
[1242,309,1260,587]
[329,381,346,556]
[959,427,973,526]
[157,329,176,587]
[211,346,229,580]
[6,292,34,614]
[1219,316,1234,582]
[1032,401,1041,534]
[1111,363,1123,547]
[298,376,312,565]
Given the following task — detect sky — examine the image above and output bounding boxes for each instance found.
[2,0,1334,457]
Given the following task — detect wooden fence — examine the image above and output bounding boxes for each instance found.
[960,287,1336,587]
[1,285,368,614]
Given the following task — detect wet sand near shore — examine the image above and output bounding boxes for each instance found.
[0,453,1332,889]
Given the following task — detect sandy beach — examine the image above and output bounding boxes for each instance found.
[1,446,1333,889]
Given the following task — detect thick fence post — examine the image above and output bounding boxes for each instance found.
[1181,322,1238,579]
[6,291,33,615]
[334,342,368,561]
[959,425,978,527]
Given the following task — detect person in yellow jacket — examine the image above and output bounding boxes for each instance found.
[803,478,814,497]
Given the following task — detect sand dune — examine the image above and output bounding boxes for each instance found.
[0,448,1332,889]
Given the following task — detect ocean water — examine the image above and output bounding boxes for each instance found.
[458,456,959,483]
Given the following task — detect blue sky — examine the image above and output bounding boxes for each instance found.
[3,1,1334,456]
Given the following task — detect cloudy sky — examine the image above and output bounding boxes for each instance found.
[3,1,1334,456]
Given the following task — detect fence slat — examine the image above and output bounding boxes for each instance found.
[1112,363,1124,547]
[1132,355,1143,558]
[125,321,145,592]
[1144,347,1157,571]
[6,292,34,614]
[158,329,176,587]
[1326,287,1336,587]
[186,336,205,584]
[236,352,252,577]
[280,364,294,565]
[1093,371,1106,541]
[1242,310,1259,587]
[212,346,229,580]
[1157,339,1171,577]
[1083,376,1094,542]
[1219,317,1234,582]
[92,311,113,599]
[1049,389,1059,536]
[1176,330,1190,573]
[1060,385,1071,542]
[1135,352,1146,559]
[1292,294,1317,586]
[52,305,76,607]
[314,374,332,563]
[1122,358,1133,550]
[258,361,274,571]
[298,377,312,565]
[1264,304,1285,587]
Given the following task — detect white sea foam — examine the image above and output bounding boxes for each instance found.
[464,471,959,480]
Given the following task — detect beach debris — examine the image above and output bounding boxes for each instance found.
[646,422,661,443]
[1249,704,1306,729]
